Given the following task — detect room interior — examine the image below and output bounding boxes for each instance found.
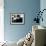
[0,0,46,46]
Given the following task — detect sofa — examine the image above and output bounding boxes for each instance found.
[17,25,46,46]
[1,25,46,46]
[32,25,46,46]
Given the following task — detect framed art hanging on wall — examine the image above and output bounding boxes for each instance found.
[10,13,24,25]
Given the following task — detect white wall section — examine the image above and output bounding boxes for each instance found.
[0,0,4,42]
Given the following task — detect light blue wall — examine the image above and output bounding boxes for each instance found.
[40,0,46,27]
[40,0,46,44]
[4,0,40,42]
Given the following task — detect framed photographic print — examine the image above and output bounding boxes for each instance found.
[10,13,24,24]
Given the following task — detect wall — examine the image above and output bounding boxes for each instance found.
[40,0,46,45]
[4,0,40,42]
[0,0,4,42]
[40,0,46,27]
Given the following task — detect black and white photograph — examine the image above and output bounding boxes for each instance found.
[10,13,24,24]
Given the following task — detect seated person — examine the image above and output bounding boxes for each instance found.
[12,15,22,23]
